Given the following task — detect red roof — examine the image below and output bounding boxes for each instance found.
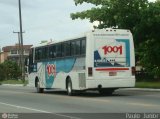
[2,45,32,52]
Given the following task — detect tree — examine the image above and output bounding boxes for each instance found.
[0,63,5,81]
[71,0,148,33]
[71,0,160,79]
[0,60,21,80]
[136,1,160,78]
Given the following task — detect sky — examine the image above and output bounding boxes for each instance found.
[0,0,156,49]
[0,0,94,48]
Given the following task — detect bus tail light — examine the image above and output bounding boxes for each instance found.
[131,67,135,76]
[88,67,93,77]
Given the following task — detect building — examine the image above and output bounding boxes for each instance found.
[0,44,32,65]
[0,51,8,63]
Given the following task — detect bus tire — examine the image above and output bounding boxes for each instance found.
[67,78,74,96]
[36,80,44,93]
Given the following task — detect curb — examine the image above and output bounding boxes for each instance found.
[121,88,160,92]
[1,84,25,87]
[1,84,160,92]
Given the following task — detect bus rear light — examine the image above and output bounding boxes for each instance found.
[88,67,93,77]
[131,67,135,76]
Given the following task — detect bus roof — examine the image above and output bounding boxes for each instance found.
[31,28,131,48]
[32,34,86,48]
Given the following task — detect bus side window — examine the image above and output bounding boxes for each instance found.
[35,48,38,61]
[71,41,76,56]
[49,45,55,59]
[38,48,42,60]
[81,39,86,55]
[65,42,71,56]
[61,43,65,57]
[49,46,52,58]
[44,47,48,59]
[75,40,80,55]
[35,48,41,61]
[41,47,48,60]
[56,44,62,57]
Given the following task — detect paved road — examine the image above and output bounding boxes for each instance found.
[0,85,160,119]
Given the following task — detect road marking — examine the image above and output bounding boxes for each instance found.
[2,88,160,108]
[144,94,160,98]
[0,102,81,119]
[0,90,28,94]
[0,102,51,113]
[0,89,111,103]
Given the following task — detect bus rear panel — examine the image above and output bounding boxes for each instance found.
[85,29,135,90]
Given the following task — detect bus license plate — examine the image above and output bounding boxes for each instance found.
[109,72,117,76]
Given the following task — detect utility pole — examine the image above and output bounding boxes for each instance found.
[13,31,25,78]
[18,0,25,81]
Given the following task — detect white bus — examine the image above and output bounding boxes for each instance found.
[27,29,135,95]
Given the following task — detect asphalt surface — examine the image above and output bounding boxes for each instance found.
[0,85,160,119]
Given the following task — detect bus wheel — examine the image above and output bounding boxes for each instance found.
[67,79,74,96]
[36,80,44,93]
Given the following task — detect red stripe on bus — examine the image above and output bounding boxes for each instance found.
[96,68,129,71]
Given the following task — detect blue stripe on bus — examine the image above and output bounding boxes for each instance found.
[44,58,76,88]
[116,39,130,67]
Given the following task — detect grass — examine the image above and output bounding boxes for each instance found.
[135,81,160,89]
[0,79,28,86]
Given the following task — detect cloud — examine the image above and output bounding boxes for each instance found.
[0,0,93,48]
[0,0,17,7]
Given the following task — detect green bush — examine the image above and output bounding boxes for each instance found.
[0,60,21,81]
[0,64,5,81]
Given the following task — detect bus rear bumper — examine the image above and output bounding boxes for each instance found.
[86,78,135,89]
